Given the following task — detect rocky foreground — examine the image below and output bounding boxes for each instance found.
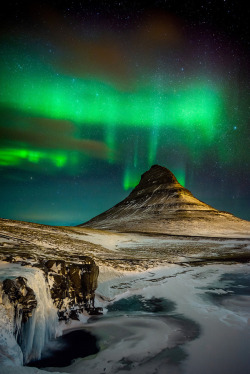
[1,217,250,319]
[0,216,250,367]
[0,220,103,324]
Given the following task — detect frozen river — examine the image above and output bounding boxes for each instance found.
[15,262,250,374]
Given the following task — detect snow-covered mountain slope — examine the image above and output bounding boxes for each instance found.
[81,165,250,238]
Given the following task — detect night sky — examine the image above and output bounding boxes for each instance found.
[0,0,249,225]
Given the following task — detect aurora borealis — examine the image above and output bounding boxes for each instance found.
[0,0,249,225]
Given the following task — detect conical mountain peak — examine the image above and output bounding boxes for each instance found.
[137,165,180,188]
[128,164,187,201]
[81,165,250,237]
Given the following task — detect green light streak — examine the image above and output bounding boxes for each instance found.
[148,130,158,167]
[0,67,222,138]
[133,139,138,168]
[105,124,116,163]
[54,154,67,168]
[0,148,68,168]
[148,100,162,166]
[123,167,141,190]
[0,50,226,179]
[172,168,185,187]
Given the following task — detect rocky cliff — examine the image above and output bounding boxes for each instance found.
[0,252,102,366]
[0,232,102,365]
[81,165,250,237]
[45,258,100,319]
[1,255,101,322]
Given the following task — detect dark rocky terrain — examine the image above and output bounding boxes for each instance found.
[2,276,37,325]
[1,251,101,319]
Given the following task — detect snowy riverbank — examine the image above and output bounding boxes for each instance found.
[2,262,249,374]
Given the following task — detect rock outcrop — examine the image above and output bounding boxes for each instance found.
[0,254,102,365]
[2,276,37,336]
[0,255,101,324]
[81,165,250,237]
[45,259,101,320]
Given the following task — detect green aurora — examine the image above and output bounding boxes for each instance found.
[0,51,225,190]
[0,1,249,224]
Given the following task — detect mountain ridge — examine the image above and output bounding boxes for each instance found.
[80,165,250,237]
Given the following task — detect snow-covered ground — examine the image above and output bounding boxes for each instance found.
[1,219,250,271]
[64,227,250,270]
[1,218,250,374]
[49,263,250,374]
[2,262,250,374]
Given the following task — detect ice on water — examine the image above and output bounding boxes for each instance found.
[1,262,250,374]
[0,263,58,366]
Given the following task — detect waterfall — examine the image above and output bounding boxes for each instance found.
[0,263,58,365]
[17,268,58,364]
[0,287,23,366]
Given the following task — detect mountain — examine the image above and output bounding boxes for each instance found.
[81,165,250,237]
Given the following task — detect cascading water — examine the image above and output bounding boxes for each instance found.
[0,262,59,366]
[0,284,23,366]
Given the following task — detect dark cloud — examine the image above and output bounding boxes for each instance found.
[34,6,184,89]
